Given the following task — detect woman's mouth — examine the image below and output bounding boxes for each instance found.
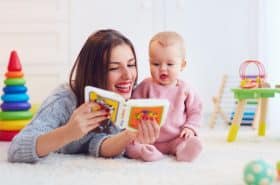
[115,82,131,93]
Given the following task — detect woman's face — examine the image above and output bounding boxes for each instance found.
[107,44,137,99]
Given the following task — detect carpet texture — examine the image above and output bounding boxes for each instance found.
[0,128,279,185]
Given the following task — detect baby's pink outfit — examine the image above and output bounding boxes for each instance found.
[126,78,203,162]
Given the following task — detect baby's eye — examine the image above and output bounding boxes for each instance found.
[167,63,174,66]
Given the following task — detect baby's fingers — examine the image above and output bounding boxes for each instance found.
[180,131,186,138]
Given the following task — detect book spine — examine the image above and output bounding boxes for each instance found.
[118,105,127,129]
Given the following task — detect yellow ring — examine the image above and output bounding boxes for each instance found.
[0,119,31,130]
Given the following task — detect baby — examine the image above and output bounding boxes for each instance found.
[126,31,203,162]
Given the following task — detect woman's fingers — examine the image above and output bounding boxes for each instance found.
[148,120,160,144]
[151,119,160,138]
[86,122,103,131]
[140,121,149,142]
[145,120,156,143]
[84,109,109,131]
[77,102,101,114]
[87,116,108,127]
[84,109,108,119]
[137,123,145,143]
[137,119,160,144]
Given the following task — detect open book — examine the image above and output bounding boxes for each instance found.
[85,86,169,130]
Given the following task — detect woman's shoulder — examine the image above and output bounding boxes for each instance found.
[51,83,75,98]
[39,83,77,111]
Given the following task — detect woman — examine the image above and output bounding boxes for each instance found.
[8,29,160,163]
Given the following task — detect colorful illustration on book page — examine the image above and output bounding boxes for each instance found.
[89,92,120,123]
[128,106,164,129]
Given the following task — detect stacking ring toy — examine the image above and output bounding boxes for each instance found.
[0,130,19,141]
[0,120,30,130]
[1,94,29,102]
[4,78,25,86]
[1,102,31,111]
[0,111,33,120]
[5,71,24,78]
[3,86,27,94]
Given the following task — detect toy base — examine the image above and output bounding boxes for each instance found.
[0,130,19,141]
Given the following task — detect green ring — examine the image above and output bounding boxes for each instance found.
[0,111,33,120]
[4,78,26,86]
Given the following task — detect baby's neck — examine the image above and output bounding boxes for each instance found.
[156,79,178,87]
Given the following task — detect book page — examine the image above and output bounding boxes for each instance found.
[124,99,169,130]
[85,86,125,124]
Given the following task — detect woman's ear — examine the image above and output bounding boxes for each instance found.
[181,59,187,70]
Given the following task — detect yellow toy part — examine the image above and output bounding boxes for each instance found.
[0,119,31,131]
[227,124,240,142]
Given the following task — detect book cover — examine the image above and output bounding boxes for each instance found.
[85,86,169,130]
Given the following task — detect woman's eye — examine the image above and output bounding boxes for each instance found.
[109,67,119,71]
[128,64,136,67]
[152,63,159,66]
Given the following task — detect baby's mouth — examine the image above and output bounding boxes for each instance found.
[160,74,168,80]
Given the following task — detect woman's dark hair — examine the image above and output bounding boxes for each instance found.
[69,29,137,107]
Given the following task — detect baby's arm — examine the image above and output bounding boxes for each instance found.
[182,88,203,135]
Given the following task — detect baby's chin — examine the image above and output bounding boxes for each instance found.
[158,80,176,86]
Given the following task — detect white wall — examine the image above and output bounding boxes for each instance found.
[0,0,69,103]
[258,0,280,128]
[69,0,259,118]
[69,0,158,82]
[2,1,279,127]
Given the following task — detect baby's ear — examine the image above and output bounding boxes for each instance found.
[181,59,187,70]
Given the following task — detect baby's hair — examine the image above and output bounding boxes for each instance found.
[149,31,186,58]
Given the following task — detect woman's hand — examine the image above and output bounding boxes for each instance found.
[65,102,109,140]
[136,118,160,144]
[36,102,108,157]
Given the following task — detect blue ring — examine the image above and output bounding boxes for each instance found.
[3,86,27,94]
[1,94,29,102]
[1,102,31,111]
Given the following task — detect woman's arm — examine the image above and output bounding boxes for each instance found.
[35,125,75,157]
[8,87,107,163]
[36,102,108,157]
[99,120,160,158]
[99,129,136,157]
[7,97,70,163]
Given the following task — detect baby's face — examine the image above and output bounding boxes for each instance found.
[149,43,185,86]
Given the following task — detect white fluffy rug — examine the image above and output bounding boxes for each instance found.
[0,127,280,185]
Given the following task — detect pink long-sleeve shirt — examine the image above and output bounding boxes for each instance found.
[132,78,202,143]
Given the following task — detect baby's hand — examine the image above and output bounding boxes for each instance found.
[180,127,195,138]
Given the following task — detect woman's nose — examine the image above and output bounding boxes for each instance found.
[121,67,132,79]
